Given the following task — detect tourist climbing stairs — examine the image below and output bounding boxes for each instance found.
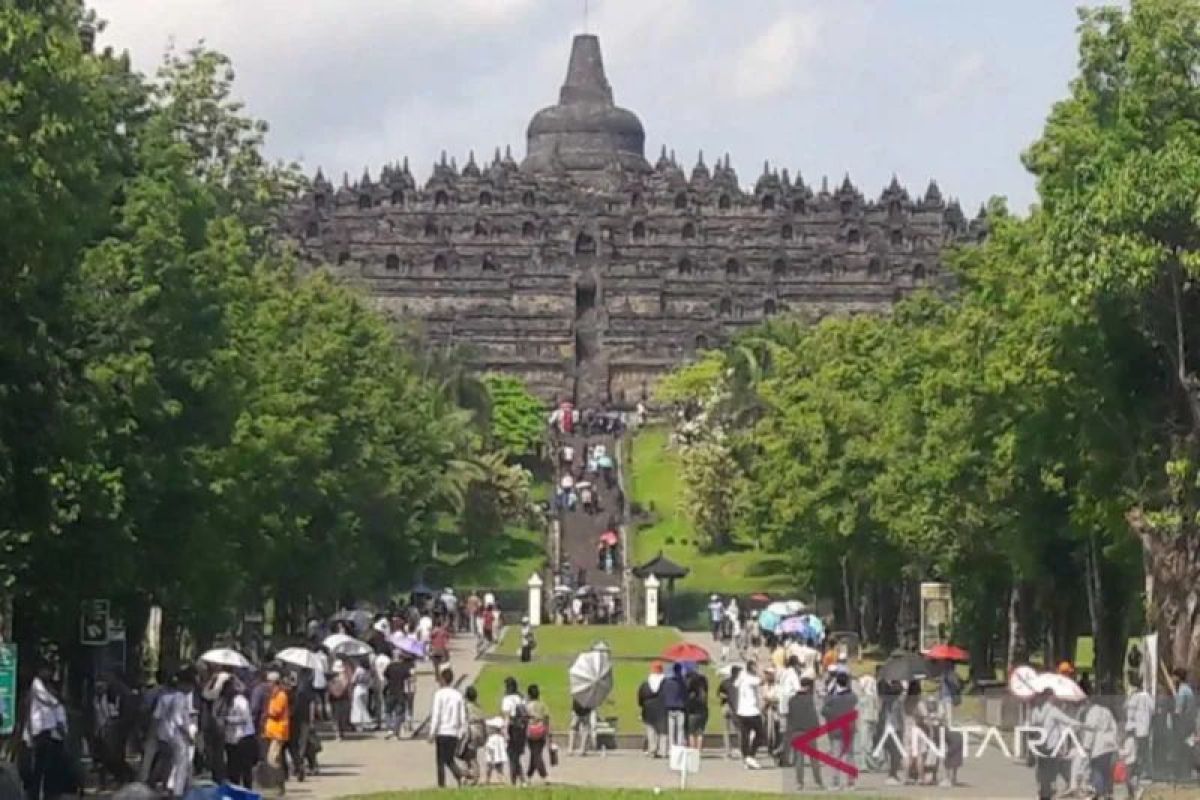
[553,427,626,596]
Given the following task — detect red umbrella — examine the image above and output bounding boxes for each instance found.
[749,593,771,603]
[924,643,969,662]
[662,642,710,663]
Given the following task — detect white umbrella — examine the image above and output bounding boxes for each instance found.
[569,649,613,710]
[1008,665,1039,699]
[766,601,806,617]
[276,647,322,671]
[1034,672,1086,702]
[201,648,252,669]
[323,633,372,657]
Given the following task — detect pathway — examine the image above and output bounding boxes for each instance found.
[555,430,624,593]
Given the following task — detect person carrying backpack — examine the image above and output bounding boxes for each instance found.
[500,677,527,786]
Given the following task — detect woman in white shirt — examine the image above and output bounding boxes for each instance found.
[349,658,372,730]
[24,669,67,800]
[217,678,257,787]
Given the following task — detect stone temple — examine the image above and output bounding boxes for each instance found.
[285,34,987,405]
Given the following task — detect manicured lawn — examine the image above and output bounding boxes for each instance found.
[628,427,795,594]
[498,624,684,658]
[480,625,723,734]
[473,660,726,735]
[344,789,841,800]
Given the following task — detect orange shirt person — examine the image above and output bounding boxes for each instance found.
[264,672,292,775]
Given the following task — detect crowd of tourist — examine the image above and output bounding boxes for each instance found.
[13,586,512,800]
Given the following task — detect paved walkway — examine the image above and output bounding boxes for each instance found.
[287,734,1035,798]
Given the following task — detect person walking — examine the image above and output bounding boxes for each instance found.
[158,670,196,798]
[462,686,487,785]
[1081,692,1118,800]
[662,662,688,749]
[262,671,291,795]
[821,670,858,790]
[287,674,316,782]
[519,618,535,663]
[1031,689,1082,800]
[735,661,765,769]
[707,596,724,641]
[787,677,824,791]
[217,677,257,788]
[718,665,742,760]
[1124,675,1153,799]
[430,618,452,673]
[637,662,666,758]
[567,698,596,756]
[327,658,351,740]
[349,659,372,732]
[685,667,710,750]
[427,668,466,788]
[1171,668,1196,782]
[525,685,552,784]
[383,655,412,740]
[500,677,528,785]
[23,667,69,800]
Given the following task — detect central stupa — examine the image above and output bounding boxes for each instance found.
[521,34,650,179]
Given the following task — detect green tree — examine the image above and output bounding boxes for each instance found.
[1024,0,1200,673]
[483,373,545,459]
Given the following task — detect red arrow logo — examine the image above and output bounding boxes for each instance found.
[790,710,859,778]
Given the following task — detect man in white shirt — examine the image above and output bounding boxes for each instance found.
[1124,676,1153,795]
[428,668,466,787]
[417,613,434,643]
[735,661,765,769]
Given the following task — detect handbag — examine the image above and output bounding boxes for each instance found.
[1113,760,1128,784]
[549,743,559,767]
[527,720,548,741]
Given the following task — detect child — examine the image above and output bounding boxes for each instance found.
[484,718,508,784]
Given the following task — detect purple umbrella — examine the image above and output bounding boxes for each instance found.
[393,636,426,660]
[779,615,814,639]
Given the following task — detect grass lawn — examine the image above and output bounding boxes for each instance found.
[473,660,727,735]
[498,624,684,659]
[345,790,845,800]
[479,625,723,734]
[628,427,794,594]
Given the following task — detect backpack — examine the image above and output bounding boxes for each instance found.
[509,699,529,731]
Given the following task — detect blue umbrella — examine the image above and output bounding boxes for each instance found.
[597,455,614,469]
[758,609,781,632]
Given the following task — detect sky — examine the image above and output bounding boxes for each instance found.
[88,0,1107,213]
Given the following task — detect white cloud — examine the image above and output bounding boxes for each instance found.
[726,10,822,101]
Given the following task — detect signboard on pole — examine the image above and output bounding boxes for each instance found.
[81,599,110,645]
[919,582,952,653]
[0,644,17,735]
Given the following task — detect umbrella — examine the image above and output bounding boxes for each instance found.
[662,642,710,663]
[766,600,805,617]
[575,586,593,596]
[553,585,572,595]
[603,586,622,594]
[393,636,426,660]
[597,455,614,469]
[878,652,932,683]
[576,481,592,489]
[599,530,619,546]
[276,647,321,671]
[323,633,372,657]
[200,648,252,669]
[758,610,781,633]
[925,643,970,662]
[1008,665,1040,699]
[778,615,810,636]
[749,593,771,604]
[1036,673,1086,702]
[569,649,613,709]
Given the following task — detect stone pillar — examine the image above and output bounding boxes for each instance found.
[644,574,660,627]
[527,573,544,627]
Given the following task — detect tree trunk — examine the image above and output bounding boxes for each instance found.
[1007,581,1028,670]
[1129,507,1200,677]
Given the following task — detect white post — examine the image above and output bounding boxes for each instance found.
[527,573,544,627]
[644,574,660,627]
